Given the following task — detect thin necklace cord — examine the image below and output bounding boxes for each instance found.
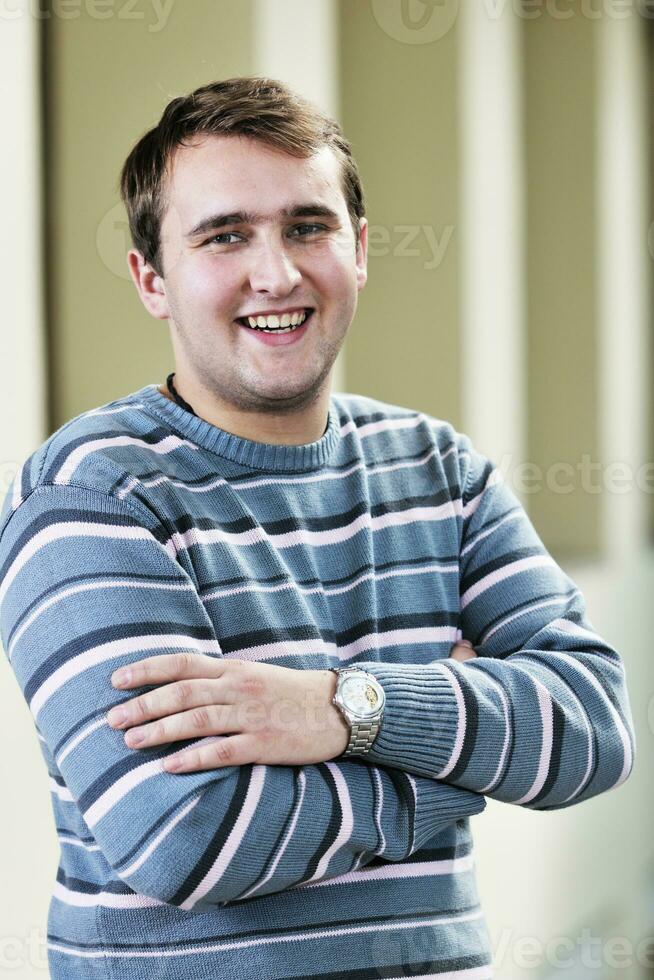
[166,373,197,417]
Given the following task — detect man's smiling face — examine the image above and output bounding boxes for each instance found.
[152,134,368,416]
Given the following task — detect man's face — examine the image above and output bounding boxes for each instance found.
[152,134,368,415]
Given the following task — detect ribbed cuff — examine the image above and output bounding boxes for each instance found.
[356,661,461,779]
[412,777,486,851]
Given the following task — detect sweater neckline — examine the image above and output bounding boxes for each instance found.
[134,384,342,473]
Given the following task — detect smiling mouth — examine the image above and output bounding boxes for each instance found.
[235,308,314,333]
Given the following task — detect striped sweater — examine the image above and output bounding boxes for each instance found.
[0,384,636,980]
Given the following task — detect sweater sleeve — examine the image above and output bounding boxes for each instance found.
[357,431,637,811]
[0,482,486,911]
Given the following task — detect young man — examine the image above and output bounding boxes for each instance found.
[0,77,635,979]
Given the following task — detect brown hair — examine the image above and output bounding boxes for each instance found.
[119,76,366,278]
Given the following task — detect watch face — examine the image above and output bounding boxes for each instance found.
[341,674,384,718]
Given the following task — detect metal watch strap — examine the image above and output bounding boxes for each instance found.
[329,666,383,756]
[344,718,381,756]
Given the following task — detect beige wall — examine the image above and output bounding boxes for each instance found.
[340,2,604,560]
[0,6,49,976]
[649,23,654,546]
[340,0,462,428]
[524,10,602,560]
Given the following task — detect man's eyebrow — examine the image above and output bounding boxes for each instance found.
[185,204,341,239]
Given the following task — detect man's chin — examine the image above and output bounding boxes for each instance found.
[242,372,332,412]
[248,388,322,413]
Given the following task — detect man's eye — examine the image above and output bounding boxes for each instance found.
[205,224,325,247]
[207,232,243,246]
[289,223,326,237]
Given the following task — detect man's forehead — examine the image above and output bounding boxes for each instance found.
[167,136,341,200]
[162,136,346,232]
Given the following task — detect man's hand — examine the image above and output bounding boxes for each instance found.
[106,654,350,772]
[106,642,478,774]
[448,640,478,663]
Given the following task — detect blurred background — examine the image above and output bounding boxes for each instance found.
[1,0,653,976]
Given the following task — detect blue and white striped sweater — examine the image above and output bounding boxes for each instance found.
[0,385,636,979]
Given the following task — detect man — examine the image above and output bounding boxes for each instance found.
[0,77,635,979]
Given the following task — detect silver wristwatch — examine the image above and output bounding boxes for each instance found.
[329,666,385,756]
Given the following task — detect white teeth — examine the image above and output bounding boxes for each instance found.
[244,310,309,331]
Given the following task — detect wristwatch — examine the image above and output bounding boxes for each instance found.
[329,666,385,757]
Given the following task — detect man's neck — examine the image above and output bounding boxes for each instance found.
[157,380,330,446]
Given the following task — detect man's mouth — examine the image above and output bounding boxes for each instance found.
[235,308,314,334]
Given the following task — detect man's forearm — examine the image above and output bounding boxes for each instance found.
[0,482,486,913]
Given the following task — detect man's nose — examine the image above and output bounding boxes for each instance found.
[247,238,302,294]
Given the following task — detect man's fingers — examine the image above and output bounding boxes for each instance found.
[449,642,478,662]
[110,651,226,689]
[106,677,224,729]
[163,734,252,772]
[122,702,234,748]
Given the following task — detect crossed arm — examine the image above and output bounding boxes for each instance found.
[102,640,478,771]
[0,483,485,912]
[1,428,635,913]
[103,432,636,814]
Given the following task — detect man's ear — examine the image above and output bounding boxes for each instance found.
[355,217,368,291]
[126,249,169,320]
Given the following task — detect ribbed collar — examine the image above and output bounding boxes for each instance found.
[134,384,342,473]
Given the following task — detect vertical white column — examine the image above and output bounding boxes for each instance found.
[596,14,650,560]
[0,9,52,970]
[0,2,47,501]
[251,0,345,392]
[457,3,526,489]
[252,0,338,117]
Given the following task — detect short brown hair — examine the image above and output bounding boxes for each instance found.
[119,76,366,278]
